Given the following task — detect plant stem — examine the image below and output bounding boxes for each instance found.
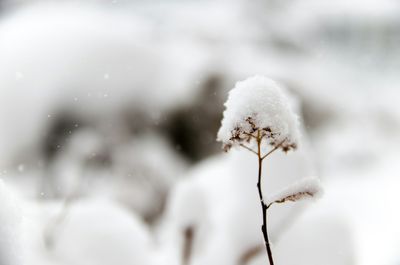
[261,139,286,160]
[256,131,275,265]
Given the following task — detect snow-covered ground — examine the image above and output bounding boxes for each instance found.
[0,0,399,264]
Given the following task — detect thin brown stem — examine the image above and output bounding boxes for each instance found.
[239,144,258,155]
[261,139,286,160]
[256,131,275,265]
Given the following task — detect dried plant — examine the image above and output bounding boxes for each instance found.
[217,76,321,265]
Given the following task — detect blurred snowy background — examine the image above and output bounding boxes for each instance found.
[0,0,399,264]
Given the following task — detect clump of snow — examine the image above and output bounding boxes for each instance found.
[267,177,323,206]
[166,182,209,230]
[217,75,300,152]
[23,198,155,265]
[0,180,23,265]
[53,198,154,265]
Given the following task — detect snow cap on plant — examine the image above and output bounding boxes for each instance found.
[267,177,323,206]
[217,75,300,152]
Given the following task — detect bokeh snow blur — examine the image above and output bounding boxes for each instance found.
[0,0,399,264]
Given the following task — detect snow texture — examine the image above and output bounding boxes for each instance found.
[51,198,154,265]
[22,198,155,265]
[267,177,322,205]
[0,180,22,265]
[217,76,300,152]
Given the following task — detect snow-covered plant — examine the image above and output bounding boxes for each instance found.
[217,76,322,265]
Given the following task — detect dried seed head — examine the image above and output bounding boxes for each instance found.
[217,76,300,152]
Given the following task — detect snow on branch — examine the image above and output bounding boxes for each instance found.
[217,75,300,152]
[267,177,323,207]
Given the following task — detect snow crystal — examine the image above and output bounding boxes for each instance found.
[267,177,323,205]
[217,75,300,152]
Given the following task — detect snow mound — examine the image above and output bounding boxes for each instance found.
[0,180,23,265]
[50,199,153,265]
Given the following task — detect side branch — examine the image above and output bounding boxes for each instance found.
[261,139,286,160]
[239,144,258,155]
